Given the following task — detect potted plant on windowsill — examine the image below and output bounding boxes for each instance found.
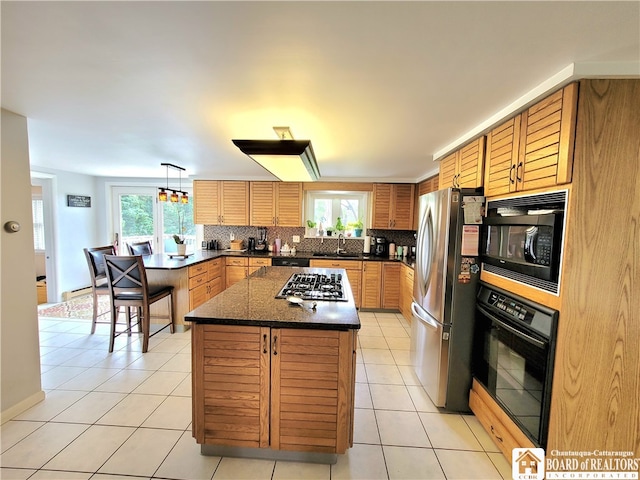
[306,219,317,237]
[325,226,334,237]
[352,219,363,237]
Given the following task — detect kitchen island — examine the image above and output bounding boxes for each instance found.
[185,266,360,463]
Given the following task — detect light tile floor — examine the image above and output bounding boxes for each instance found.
[1,311,511,480]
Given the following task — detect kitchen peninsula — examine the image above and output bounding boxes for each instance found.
[185,266,360,463]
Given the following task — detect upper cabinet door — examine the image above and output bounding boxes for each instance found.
[438,137,485,189]
[371,183,393,229]
[484,115,522,197]
[193,180,220,225]
[438,151,459,189]
[457,137,485,188]
[518,82,578,192]
[250,182,276,226]
[220,181,249,226]
[274,182,303,227]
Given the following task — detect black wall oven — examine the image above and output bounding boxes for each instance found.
[472,283,558,447]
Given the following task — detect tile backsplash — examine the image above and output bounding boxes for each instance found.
[203,225,416,255]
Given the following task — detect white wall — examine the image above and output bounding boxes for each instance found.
[30,167,103,299]
[1,109,44,420]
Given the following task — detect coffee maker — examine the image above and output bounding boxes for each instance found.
[247,237,256,251]
[374,237,387,256]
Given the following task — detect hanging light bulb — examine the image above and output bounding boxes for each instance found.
[181,192,189,204]
[170,191,179,203]
[158,188,168,202]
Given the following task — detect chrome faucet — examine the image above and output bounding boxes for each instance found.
[336,233,346,254]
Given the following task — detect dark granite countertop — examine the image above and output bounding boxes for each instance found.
[185,266,361,331]
[144,250,414,270]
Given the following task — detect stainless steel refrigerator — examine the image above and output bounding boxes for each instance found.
[411,188,482,412]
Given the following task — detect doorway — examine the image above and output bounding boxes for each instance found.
[30,175,57,303]
[111,186,195,255]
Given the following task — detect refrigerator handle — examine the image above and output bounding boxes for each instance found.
[417,205,434,299]
[411,302,439,331]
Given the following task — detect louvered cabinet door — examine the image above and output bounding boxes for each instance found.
[360,262,382,309]
[220,181,250,226]
[270,328,356,454]
[484,115,521,197]
[371,183,392,228]
[457,137,485,189]
[275,182,303,227]
[391,183,415,230]
[438,151,459,188]
[193,180,220,225]
[250,182,276,226]
[518,82,578,191]
[192,325,270,448]
[381,262,401,309]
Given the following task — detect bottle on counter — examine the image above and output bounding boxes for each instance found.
[389,242,396,257]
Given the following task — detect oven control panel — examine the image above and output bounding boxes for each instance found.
[487,291,534,324]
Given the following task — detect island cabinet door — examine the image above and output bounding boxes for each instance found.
[270,328,356,454]
[192,324,271,448]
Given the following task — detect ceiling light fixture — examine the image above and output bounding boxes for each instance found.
[232,127,321,182]
[158,163,188,203]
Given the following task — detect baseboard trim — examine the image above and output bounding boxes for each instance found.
[0,390,46,425]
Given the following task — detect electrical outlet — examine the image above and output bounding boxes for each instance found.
[230,233,235,240]
[292,235,300,243]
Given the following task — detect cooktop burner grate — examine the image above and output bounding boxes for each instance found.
[276,273,347,302]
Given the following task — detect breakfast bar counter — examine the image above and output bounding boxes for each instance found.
[185,266,360,463]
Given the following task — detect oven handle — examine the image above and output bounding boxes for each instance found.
[477,305,547,349]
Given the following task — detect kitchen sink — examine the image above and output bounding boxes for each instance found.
[312,252,359,258]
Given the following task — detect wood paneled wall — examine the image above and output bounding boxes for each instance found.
[548,80,640,452]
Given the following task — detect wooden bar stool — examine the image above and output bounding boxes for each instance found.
[103,254,174,353]
[83,245,116,334]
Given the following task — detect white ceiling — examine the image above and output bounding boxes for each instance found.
[2,1,639,182]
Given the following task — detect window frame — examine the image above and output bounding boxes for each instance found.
[304,190,370,237]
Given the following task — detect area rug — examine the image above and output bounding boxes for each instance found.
[38,294,110,319]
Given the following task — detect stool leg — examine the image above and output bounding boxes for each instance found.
[141,305,150,353]
[91,291,98,334]
[108,303,117,353]
[126,307,132,337]
[169,293,175,334]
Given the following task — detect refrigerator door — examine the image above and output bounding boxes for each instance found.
[414,189,452,324]
[410,301,449,407]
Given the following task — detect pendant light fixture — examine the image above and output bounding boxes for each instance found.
[232,127,321,182]
[158,163,188,203]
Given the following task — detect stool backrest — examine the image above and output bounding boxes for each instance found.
[127,241,153,256]
[84,245,116,284]
[103,255,149,297]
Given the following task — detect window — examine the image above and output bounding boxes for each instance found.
[305,191,369,235]
[32,197,45,251]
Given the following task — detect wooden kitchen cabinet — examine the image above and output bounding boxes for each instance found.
[371,183,415,230]
[484,83,578,196]
[309,259,362,308]
[469,379,534,458]
[249,257,271,275]
[193,180,249,226]
[360,262,382,309]
[398,263,414,323]
[381,263,401,309]
[250,182,303,227]
[188,258,225,310]
[191,324,357,454]
[225,257,248,288]
[361,261,402,310]
[438,137,485,189]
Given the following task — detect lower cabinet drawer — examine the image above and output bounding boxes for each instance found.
[469,379,534,460]
[189,272,207,290]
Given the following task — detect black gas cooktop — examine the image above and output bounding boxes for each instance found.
[276,273,347,302]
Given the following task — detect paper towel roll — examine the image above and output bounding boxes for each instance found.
[363,235,371,254]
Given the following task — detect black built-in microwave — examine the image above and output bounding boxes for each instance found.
[481,190,567,293]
